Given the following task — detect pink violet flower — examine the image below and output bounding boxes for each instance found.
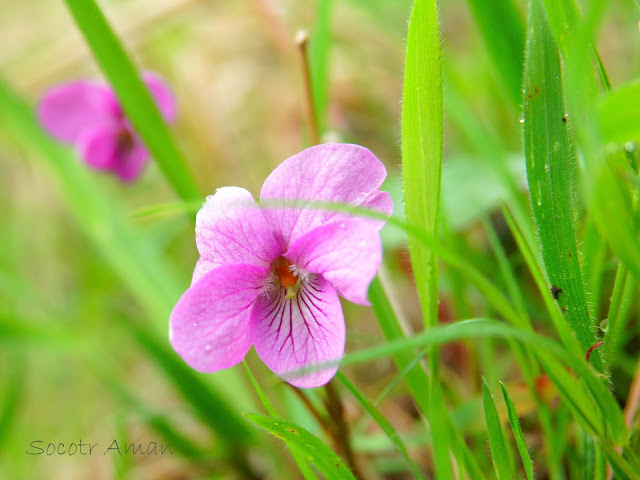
[38,71,175,182]
[169,144,393,388]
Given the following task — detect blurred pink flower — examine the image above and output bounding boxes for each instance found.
[169,144,393,388]
[38,72,175,182]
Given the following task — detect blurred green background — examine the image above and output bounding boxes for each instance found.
[1,0,640,478]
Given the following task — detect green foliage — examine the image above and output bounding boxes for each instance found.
[63,0,200,201]
[245,414,357,480]
[336,372,426,480]
[523,0,598,366]
[401,0,442,330]
[481,377,514,480]
[309,0,333,134]
[500,381,535,480]
[465,0,525,108]
[2,0,640,478]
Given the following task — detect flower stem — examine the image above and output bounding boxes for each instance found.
[296,29,320,145]
[323,380,366,480]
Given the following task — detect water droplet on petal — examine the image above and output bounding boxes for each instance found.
[192,322,198,327]
[205,344,212,351]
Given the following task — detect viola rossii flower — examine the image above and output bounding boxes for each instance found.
[38,72,175,182]
[169,144,393,388]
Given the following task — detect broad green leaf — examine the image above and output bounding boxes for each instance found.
[500,381,535,480]
[244,413,357,480]
[465,0,525,108]
[401,0,442,330]
[337,372,426,480]
[482,378,514,480]
[523,0,599,367]
[63,0,200,201]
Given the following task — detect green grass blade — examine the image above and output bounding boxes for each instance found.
[401,0,442,330]
[309,0,333,134]
[602,267,636,367]
[331,318,626,444]
[430,381,453,479]
[482,377,514,480]
[244,413,357,480]
[337,372,426,480]
[465,0,525,108]
[540,0,580,61]
[482,217,527,318]
[0,354,24,449]
[62,0,200,201]
[243,363,319,480]
[501,206,582,353]
[0,77,254,447]
[601,443,639,480]
[499,381,534,480]
[369,276,431,414]
[598,80,640,144]
[523,0,598,367]
[368,277,483,478]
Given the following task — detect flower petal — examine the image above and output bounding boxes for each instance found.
[111,139,149,182]
[285,219,381,306]
[251,276,345,388]
[259,143,392,250]
[38,81,118,143]
[77,125,119,170]
[194,187,281,284]
[170,263,268,372]
[143,71,176,123]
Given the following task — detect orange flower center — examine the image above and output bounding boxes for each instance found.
[273,257,300,299]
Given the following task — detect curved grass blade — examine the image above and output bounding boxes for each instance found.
[499,381,534,480]
[523,0,598,368]
[63,0,200,201]
[401,0,442,331]
[244,413,357,480]
[337,372,426,480]
[331,318,626,445]
[482,377,515,480]
[243,363,319,480]
[465,0,525,108]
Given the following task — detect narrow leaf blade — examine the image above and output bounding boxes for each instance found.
[63,0,200,200]
[244,413,357,480]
